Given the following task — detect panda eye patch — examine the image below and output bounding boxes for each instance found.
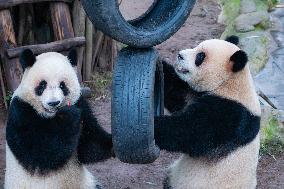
[195,52,206,67]
[35,80,47,96]
[60,81,69,96]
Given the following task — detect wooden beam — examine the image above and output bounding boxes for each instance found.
[0,9,22,91]
[6,37,86,58]
[0,0,73,9]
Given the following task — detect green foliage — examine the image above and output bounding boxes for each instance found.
[255,0,279,10]
[219,0,241,24]
[266,0,279,10]
[260,116,284,156]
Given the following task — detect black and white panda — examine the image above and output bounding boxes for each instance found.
[155,36,261,189]
[5,49,113,189]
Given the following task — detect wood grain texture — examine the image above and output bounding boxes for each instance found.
[50,2,74,40]
[7,37,86,58]
[0,9,22,91]
[0,0,73,9]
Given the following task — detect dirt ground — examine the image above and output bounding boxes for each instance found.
[0,0,283,188]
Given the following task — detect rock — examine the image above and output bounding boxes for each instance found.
[271,31,284,47]
[255,48,284,110]
[235,11,270,32]
[240,0,257,14]
[271,7,284,17]
[239,31,269,75]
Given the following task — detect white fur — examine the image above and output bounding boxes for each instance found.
[5,145,99,189]
[5,52,98,189]
[168,135,259,189]
[167,39,261,189]
[13,52,81,118]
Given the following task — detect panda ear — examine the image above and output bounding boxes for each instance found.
[19,49,36,71]
[225,35,239,45]
[67,48,77,67]
[230,50,248,72]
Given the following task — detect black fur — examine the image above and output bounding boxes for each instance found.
[163,61,203,113]
[230,50,248,72]
[6,97,81,174]
[6,96,112,175]
[76,97,113,164]
[60,81,70,96]
[35,80,47,96]
[68,48,78,67]
[155,94,260,159]
[19,49,36,71]
[225,35,239,45]
[195,52,206,67]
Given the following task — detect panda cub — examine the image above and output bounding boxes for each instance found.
[5,49,112,189]
[155,36,261,189]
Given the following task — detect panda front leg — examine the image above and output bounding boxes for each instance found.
[162,61,192,113]
[77,97,113,164]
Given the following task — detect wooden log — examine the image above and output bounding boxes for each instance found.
[0,0,73,9]
[0,60,7,108]
[17,5,26,46]
[6,37,86,58]
[72,0,86,83]
[50,2,74,40]
[26,4,35,45]
[50,2,84,81]
[85,18,93,81]
[0,9,22,91]
[91,31,104,70]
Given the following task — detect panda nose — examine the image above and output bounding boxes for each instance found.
[48,101,60,107]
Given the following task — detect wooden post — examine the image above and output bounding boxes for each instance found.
[0,9,22,92]
[50,2,85,82]
[72,0,86,82]
[50,2,74,40]
[85,18,93,81]
[0,59,7,108]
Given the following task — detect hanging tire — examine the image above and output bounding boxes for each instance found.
[81,0,196,48]
[111,47,164,164]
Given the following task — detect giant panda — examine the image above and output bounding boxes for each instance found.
[5,49,113,189]
[155,36,261,189]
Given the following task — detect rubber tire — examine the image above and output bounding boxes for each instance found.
[81,0,196,48]
[111,47,163,164]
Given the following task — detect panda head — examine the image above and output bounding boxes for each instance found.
[14,49,81,118]
[175,36,248,92]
